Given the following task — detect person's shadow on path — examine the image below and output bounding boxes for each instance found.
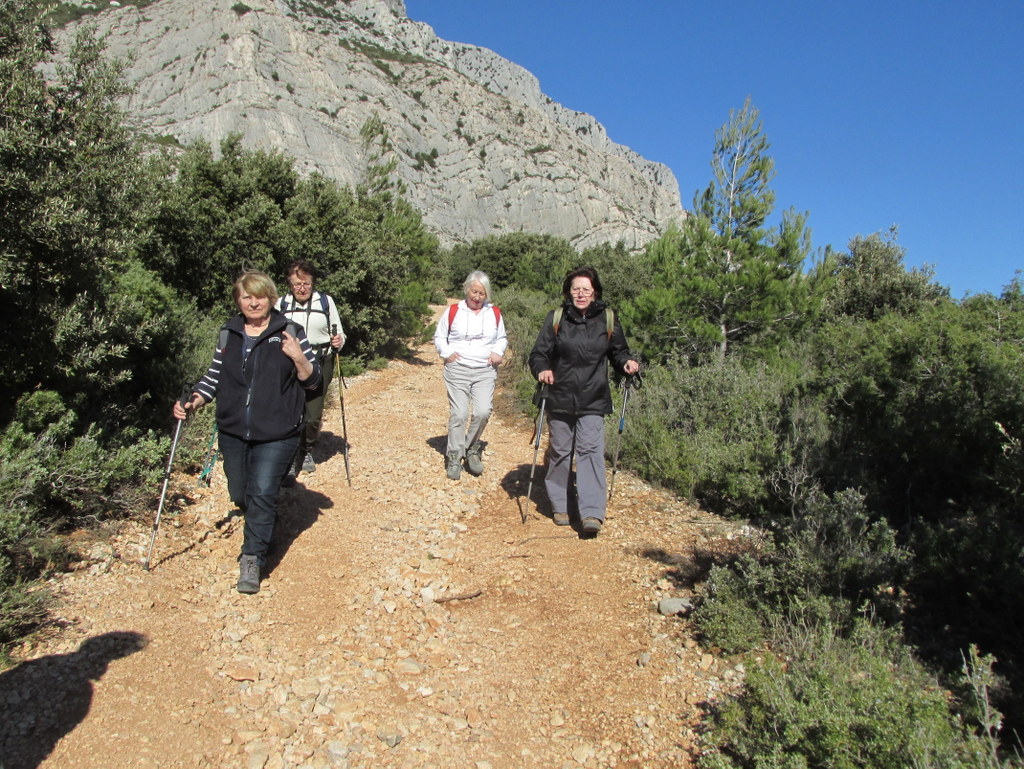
[267,485,333,575]
[0,630,147,769]
[426,434,447,459]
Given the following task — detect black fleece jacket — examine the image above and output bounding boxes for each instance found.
[528,300,634,416]
[193,310,321,442]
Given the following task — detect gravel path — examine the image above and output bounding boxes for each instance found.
[1,310,748,769]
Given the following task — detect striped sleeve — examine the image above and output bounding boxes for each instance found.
[193,346,223,403]
[296,328,322,390]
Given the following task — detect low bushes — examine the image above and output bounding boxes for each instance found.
[700,622,996,769]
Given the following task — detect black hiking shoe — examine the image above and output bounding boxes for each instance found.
[237,555,261,594]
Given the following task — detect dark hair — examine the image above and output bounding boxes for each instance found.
[561,266,603,301]
[286,259,317,282]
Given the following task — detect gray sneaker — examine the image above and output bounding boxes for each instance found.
[553,512,570,526]
[237,554,261,594]
[581,517,603,535]
[465,442,484,476]
[445,451,462,481]
[302,454,316,474]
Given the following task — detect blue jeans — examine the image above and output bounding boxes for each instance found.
[218,431,300,562]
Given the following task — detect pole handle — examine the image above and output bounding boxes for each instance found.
[176,383,195,420]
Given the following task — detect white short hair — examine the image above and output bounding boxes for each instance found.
[463,270,492,301]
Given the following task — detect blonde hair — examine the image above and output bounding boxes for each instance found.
[232,271,279,305]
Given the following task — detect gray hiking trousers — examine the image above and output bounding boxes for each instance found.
[545,413,606,521]
[443,362,497,456]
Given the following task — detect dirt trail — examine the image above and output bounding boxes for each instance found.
[1,308,747,769]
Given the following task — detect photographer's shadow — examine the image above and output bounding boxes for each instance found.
[0,631,147,769]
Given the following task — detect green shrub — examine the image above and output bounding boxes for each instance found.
[441,233,575,297]
[695,490,908,653]
[338,357,365,378]
[700,621,987,769]
[0,581,48,655]
[622,359,784,513]
[694,564,766,654]
[0,389,169,626]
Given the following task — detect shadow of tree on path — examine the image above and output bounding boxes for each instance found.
[637,548,716,589]
[0,631,147,769]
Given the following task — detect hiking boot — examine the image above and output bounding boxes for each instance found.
[302,454,316,474]
[445,451,462,481]
[465,442,484,476]
[581,517,603,535]
[237,555,261,594]
[553,512,570,526]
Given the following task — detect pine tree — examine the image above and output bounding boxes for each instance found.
[624,99,810,364]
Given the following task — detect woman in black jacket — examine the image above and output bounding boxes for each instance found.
[174,271,321,593]
[528,266,639,535]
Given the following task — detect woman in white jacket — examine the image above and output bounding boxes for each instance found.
[434,271,507,480]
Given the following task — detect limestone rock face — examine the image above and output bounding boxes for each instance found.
[59,0,685,248]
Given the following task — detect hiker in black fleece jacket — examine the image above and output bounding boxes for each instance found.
[175,271,320,593]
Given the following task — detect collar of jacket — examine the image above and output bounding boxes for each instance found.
[226,308,288,337]
[563,299,608,323]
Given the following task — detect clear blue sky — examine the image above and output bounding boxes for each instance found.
[404,1,1023,299]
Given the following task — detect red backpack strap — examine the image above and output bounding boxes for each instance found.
[446,303,458,343]
[447,303,500,342]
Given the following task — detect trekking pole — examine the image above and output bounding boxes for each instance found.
[196,424,219,486]
[608,372,641,501]
[143,385,191,571]
[522,383,550,523]
[332,324,351,486]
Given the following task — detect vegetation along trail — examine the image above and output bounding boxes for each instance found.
[1,309,749,769]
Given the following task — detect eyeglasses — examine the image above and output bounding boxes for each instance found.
[570,287,594,296]
[289,281,312,289]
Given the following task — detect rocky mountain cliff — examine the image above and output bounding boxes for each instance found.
[57,0,685,249]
